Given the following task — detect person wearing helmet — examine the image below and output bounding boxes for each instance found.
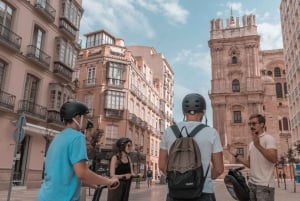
[37,101,119,201]
[107,137,143,201]
[159,93,224,201]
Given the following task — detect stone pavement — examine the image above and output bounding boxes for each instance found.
[0,179,299,201]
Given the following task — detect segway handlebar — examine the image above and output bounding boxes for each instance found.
[92,181,119,201]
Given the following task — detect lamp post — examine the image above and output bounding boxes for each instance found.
[135,144,143,189]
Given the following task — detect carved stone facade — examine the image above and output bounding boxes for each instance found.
[209,14,290,164]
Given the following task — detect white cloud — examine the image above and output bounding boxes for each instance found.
[258,22,283,50]
[160,2,189,24]
[81,0,155,40]
[80,0,188,42]
[173,49,211,75]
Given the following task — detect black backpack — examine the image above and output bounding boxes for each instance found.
[224,167,250,201]
[167,124,209,200]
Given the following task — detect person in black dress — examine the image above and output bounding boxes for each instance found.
[107,137,142,201]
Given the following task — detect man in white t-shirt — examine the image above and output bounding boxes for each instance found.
[230,113,277,201]
[159,93,224,201]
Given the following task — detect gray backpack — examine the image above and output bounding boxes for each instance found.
[167,124,209,200]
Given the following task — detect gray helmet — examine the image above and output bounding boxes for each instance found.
[60,101,89,122]
[182,93,206,114]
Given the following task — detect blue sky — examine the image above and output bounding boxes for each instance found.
[80,0,283,125]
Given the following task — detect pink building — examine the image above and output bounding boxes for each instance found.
[76,30,174,180]
[0,0,83,189]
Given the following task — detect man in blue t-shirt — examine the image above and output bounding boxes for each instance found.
[37,101,119,201]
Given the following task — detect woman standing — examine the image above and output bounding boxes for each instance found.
[107,137,142,201]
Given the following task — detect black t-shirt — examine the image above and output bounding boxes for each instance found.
[147,170,153,177]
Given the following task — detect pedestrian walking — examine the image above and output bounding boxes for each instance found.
[107,137,143,201]
[279,171,282,183]
[159,93,224,201]
[37,101,119,201]
[230,113,278,201]
[146,167,153,188]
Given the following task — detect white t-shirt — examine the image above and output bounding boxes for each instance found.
[160,121,223,193]
[248,132,277,187]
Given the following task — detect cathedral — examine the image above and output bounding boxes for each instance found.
[208,14,290,165]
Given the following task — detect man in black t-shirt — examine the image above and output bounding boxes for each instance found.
[146,168,153,188]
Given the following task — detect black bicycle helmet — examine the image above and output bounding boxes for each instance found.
[182,93,206,114]
[116,137,132,150]
[60,101,89,122]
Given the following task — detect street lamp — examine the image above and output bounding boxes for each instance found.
[134,144,143,189]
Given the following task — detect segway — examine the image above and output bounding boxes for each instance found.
[92,182,119,201]
[224,166,250,201]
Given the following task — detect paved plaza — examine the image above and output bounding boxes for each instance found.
[0,179,299,201]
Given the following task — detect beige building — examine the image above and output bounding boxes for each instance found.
[208,14,290,164]
[280,0,300,146]
[76,30,174,180]
[0,0,83,189]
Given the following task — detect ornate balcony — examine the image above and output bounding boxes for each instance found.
[0,24,21,51]
[26,45,51,69]
[0,90,16,110]
[47,109,62,125]
[18,100,47,120]
[53,61,73,81]
[59,18,76,40]
[34,0,56,22]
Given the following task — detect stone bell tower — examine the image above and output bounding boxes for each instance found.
[208,13,276,164]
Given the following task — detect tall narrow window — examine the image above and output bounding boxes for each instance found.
[0,60,6,89]
[274,67,281,77]
[24,74,39,103]
[107,62,124,86]
[106,125,119,146]
[85,94,94,116]
[232,56,237,64]
[284,82,288,96]
[233,111,242,123]
[0,1,14,29]
[283,117,289,131]
[87,66,96,85]
[33,26,45,58]
[232,79,240,92]
[276,83,283,98]
[105,90,124,110]
[279,120,282,131]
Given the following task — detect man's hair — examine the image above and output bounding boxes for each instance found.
[249,113,265,126]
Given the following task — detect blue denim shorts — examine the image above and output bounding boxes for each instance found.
[248,182,275,201]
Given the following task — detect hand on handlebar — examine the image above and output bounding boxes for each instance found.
[108,178,119,189]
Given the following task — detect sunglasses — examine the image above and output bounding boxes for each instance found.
[248,122,259,126]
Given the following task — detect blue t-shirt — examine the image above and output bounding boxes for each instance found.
[37,128,88,201]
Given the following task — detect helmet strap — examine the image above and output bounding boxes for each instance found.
[72,116,83,130]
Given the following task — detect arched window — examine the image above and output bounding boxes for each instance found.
[232,79,240,92]
[283,117,289,130]
[274,67,281,77]
[232,56,237,64]
[276,83,283,98]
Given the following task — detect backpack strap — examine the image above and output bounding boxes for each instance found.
[170,124,182,138]
[188,124,207,137]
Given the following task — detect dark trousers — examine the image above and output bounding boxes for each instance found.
[166,193,216,201]
[107,179,132,201]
